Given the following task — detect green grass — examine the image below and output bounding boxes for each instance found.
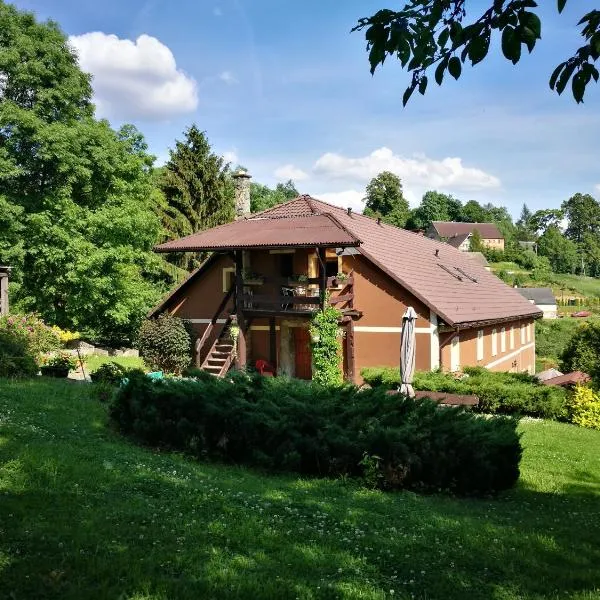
[1,379,600,599]
[83,354,145,373]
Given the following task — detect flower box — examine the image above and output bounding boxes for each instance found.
[40,365,70,378]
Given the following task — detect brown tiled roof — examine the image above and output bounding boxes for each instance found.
[542,371,591,387]
[253,196,540,327]
[446,233,470,248]
[154,213,360,252]
[432,221,503,239]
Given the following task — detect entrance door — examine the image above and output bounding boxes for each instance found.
[294,328,312,380]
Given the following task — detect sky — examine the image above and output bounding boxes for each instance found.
[12,0,600,217]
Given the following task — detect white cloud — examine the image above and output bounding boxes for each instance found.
[313,147,500,192]
[223,150,239,164]
[69,32,198,121]
[219,71,238,85]
[274,164,309,181]
[315,190,365,213]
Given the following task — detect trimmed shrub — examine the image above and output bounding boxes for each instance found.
[567,385,600,431]
[110,372,522,496]
[310,304,343,386]
[0,330,38,377]
[361,366,567,420]
[138,314,192,374]
[90,361,127,385]
[560,321,600,382]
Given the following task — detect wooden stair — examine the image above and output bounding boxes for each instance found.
[200,331,235,377]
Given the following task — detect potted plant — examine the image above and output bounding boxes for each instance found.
[331,272,348,287]
[40,353,77,378]
[287,274,308,286]
[242,270,264,286]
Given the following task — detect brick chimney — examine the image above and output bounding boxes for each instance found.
[233,169,252,219]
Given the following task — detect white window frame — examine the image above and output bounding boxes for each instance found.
[510,326,515,350]
[450,335,460,372]
[222,267,235,293]
[491,329,498,357]
[500,327,506,353]
[476,329,484,361]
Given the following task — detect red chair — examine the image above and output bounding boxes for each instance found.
[255,359,275,377]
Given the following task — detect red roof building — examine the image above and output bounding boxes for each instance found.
[151,194,540,381]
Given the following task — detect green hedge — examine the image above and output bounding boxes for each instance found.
[361,366,567,420]
[110,371,522,496]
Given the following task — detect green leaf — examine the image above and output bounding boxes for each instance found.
[521,11,541,39]
[549,63,565,90]
[557,0,567,13]
[402,84,416,106]
[418,75,428,95]
[434,60,446,85]
[572,71,586,103]
[556,61,577,94]
[501,27,521,64]
[448,56,462,80]
[468,35,490,65]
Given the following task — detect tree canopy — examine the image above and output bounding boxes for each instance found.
[353,1,600,105]
[363,171,410,227]
[250,180,299,213]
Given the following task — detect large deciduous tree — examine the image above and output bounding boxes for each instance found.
[363,171,410,227]
[406,190,462,229]
[251,180,299,213]
[561,192,600,243]
[354,1,600,105]
[0,2,172,345]
[537,226,579,274]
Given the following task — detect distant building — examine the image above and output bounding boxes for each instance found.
[427,222,505,252]
[465,252,491,271]
[516,287,558,319]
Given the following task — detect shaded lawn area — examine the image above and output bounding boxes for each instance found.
[0,380,599,600]
[83,355,145,373]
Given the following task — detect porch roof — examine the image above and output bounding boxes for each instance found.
[154,214,360,252]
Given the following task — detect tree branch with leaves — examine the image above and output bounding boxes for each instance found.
[353,1,600,105]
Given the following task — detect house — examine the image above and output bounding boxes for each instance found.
[464,252,491,271]
[427,222,505,252]
[0,266,10,316]
[151,173,541,382]
[516,287,558,319]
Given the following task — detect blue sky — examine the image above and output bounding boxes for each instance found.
[13,0,600,216]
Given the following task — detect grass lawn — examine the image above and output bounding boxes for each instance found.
[83,354,145,373]
[1,380,599,599]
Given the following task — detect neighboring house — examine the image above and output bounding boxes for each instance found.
[0,266,10,316]
[516,287,558,319]
[464,252,491,271]
[151,179,541,382]
[427,222,505,252]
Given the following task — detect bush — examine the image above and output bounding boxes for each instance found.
[0,313,60,356]
[310,304,343,386]
[361,366,567,420]
[0,330,38,377]
[138,314,192,374]
[536,319,582,364]
[90,361,127,385]
[560,321,600,382]
[110,372,522,496]
[567,385,600,431]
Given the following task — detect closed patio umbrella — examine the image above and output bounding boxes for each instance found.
[399,306,417,398]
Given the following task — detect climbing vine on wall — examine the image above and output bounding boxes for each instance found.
[310,302,343,386]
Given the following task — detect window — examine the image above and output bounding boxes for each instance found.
[520,324,526,345]
[450,335,460,372]
[476,330,484,361]
[491,329,498,357]
[500,327,506,353]
[222,267,235,293]
[280,254,294,278]
[325,259,338,278]
[509,326,515,350]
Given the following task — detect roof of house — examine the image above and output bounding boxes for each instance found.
[536,368,564,382]
[154,213,360,252]
[542,371,591,387]
[446,232,471,248]
[431,221,503,239]
[464,252,489,267]
[154,195,541,327]
[516,287,557,306]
